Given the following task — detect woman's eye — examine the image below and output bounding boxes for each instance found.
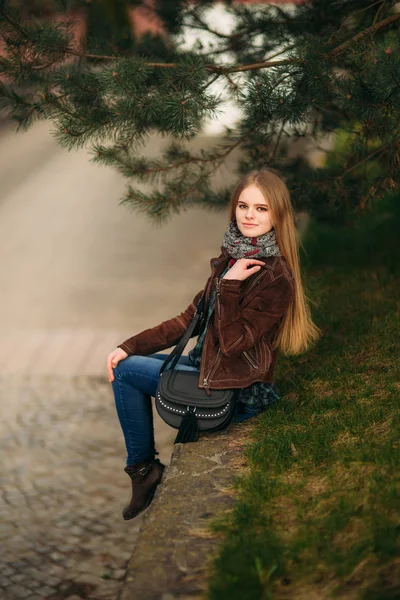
[238,204,267,211]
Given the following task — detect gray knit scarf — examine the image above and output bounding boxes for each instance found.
[222,219,282,267]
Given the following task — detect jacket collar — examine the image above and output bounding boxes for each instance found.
[209,246,230,270]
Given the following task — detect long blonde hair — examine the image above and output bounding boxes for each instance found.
[228,167,321,356]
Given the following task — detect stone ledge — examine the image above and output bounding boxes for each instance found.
[120,420,257,600]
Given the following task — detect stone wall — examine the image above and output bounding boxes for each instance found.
[120,419,259,600]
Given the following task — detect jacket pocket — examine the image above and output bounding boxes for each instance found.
[242,338,272,372]
[242,348,259,370]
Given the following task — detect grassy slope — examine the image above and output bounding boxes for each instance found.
[205,195,400,600]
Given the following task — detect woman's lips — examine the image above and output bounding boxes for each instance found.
[243,223,257,227]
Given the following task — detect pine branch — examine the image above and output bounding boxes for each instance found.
[63,50,300,74]
[291,139,398,195]
[326,12,400,59]
[372,1,388,26]
[269,121,286,161]
[96,124,259,182]
[66,11,400,72]
[2,4,399,76]
[1,6,33,41]
[342,141,395,177]
[119,126,258,219]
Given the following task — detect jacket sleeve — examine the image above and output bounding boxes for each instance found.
[117,283,209,357]
[214,273,294,357]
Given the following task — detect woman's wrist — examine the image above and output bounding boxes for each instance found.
[220,276,242,284]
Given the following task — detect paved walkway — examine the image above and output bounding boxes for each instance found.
[0,376,137,600]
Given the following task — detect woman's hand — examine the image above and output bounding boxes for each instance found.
[222,258,265,281]
[107,347,128,382]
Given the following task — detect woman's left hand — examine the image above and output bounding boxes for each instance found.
[222,258,265,281]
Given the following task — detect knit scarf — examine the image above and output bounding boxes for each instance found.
[222,219,282,268]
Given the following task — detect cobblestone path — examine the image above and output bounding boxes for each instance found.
[0,375,172,600]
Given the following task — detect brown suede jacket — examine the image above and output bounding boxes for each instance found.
[118,246,295,392]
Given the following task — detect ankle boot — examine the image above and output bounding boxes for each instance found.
[122,457,165,520]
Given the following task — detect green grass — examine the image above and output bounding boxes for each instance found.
[205,194,400,600]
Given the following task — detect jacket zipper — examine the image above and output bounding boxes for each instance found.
[215,278,221,306]
[202,348,221,396]
[200,268,265,391]
[198,322,218,396]
[200,277,222,395]
[242,350,258,370]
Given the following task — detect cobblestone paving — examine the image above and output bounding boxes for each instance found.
[0,375,170,600]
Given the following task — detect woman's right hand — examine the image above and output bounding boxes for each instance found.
[107,347,128,382]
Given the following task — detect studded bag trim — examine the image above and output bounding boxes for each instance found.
[155,290,235,443]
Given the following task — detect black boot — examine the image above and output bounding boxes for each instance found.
[122,457,165,520]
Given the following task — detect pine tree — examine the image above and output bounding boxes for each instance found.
[1,0,399,224]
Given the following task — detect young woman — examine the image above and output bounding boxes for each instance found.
[107,167,321,521]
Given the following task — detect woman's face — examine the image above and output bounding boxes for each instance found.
[235,184,273,237]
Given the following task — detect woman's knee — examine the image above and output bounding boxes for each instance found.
[113,354,162,383]
[113,354,142,379]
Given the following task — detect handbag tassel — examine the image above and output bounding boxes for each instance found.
[174,407,199,444]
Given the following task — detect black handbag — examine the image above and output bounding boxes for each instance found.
[155,290,236,444]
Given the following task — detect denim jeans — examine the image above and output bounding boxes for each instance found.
[111,352,264,466]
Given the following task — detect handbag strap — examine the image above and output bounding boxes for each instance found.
[159,290,207,375]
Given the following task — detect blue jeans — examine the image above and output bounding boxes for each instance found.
[111,353,264,466]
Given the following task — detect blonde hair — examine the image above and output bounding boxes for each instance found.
[228,167,321,356]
